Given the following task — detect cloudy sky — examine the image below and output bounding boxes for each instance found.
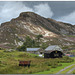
[0,1,75,25]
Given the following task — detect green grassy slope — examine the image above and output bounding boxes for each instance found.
[0,50,74,74]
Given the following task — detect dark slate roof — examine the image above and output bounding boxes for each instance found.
[45,45,63,51]
[27,48,40,51]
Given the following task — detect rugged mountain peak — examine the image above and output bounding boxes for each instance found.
[0,12,75,49]
[17,12,42,21]
[19,12,37,17]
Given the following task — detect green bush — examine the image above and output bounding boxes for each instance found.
[16,45,26,51]
[0,48,2,50]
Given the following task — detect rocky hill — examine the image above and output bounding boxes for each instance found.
[0,12,75,48]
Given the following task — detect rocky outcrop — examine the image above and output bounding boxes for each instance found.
[0,12,75,48]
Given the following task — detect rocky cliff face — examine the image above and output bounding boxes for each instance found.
[0,12,75,48]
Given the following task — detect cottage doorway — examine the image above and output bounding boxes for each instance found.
[40,52,43,54]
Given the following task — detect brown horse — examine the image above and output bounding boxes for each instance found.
[19,61,31,67]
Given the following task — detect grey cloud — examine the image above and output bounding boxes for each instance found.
[34,3,53,18]
[1,1,75,25]
[0,2,33,24]
[56,11,75,25]
[0,1,53,24]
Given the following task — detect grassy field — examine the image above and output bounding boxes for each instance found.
[68,57,75,74]
[60,64,75,74]
[0,50,74,74]
[35,61,75,74]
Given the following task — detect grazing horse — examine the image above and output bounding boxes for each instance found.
[19,61,31,67]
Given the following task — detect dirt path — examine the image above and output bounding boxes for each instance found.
[56,64,75,74]
[67,67,75,74]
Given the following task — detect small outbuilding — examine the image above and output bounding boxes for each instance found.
[44,45,63,58]
[26,48,43,54]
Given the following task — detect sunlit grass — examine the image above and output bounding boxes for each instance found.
[60,64,75,74]
[0,50,74,74]
[35,62,75,74]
